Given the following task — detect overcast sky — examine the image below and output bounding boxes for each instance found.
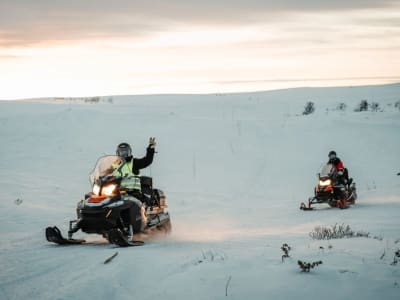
[1,0,400,99]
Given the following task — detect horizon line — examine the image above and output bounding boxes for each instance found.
[2,80,400,101]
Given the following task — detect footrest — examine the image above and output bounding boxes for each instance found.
[107,229,144,247]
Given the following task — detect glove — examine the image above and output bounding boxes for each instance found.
[149,137,156,149]
[337,170,344,176]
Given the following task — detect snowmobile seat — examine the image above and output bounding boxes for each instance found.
[140,176,153,195]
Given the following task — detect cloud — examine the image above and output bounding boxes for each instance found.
[0,0,399,47]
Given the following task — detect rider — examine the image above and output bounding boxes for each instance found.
[112,137,156,194]
[327,150,350,207]
[327,150,350,184]
[110,137,156,234]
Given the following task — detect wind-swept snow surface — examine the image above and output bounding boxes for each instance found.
[1,84,400,299]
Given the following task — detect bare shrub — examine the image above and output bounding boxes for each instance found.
[395,101,400,111]
[281,243,291,262]
[85,97,100,103]
[309,224,370,240]
[391,249,400,266]
[370,102,381,112]
[298,260,322,272]
[337,102,347,111]
[354,100,369,112]
[303,101,315,115]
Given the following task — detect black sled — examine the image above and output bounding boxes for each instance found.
[46,155,171,247]
[300,163,357,211]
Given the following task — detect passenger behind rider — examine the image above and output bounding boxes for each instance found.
[327,150,351,185]
[327,150,351,207]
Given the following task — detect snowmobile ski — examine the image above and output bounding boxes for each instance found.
[46,226,85,245]
[107,228,144,247]
[45,155,171,246]
[300,202,314,211]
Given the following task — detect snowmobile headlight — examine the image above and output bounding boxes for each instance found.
[92,184,100,196]
[319,179,331,186]
[102,184,117,196]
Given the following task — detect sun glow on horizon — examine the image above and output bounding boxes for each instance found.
[1,5,400,99]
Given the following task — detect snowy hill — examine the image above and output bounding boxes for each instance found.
[0,83,399,300]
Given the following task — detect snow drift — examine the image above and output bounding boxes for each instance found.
[0,83,399,300]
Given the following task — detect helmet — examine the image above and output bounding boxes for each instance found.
[328,150,337,159]
[116,142,132,159]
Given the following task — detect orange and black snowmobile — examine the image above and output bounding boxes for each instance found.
[300,163,357,210]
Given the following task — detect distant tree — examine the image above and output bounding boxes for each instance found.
[354,100,369,112]
[85,97,100,104]
[370,102,381,112]
[395,100,400,111]
[337,102,347,111]
[281,243,291,262]
[303,101,315,115]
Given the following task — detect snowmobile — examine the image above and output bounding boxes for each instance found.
[46,155,171,247]
[300,163,357,210]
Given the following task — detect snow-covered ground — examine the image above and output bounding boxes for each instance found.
[0,83,399,300]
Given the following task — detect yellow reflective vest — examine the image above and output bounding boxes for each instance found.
[112,160,141,191]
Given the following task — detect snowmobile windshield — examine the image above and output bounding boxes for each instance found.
[320,163,335,177]
[89,155,121,186]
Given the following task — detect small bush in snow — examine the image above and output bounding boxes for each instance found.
[281,243,291,262]
[370,102,381,112]
[337,102,347,111]
[354,100,369,112]
[14,198,23,205]
[303,101,315,115]
[391,249,400,266]
[309,224,370,240]
[298,260,322,272]
[395,101,400,111]
[85,97,100,104]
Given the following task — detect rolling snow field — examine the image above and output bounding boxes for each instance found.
[0,83,400,300]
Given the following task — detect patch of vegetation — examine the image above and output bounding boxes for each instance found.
[337,102,347,111]
[354,99,369,112]
[298,260,322,272]
[303,101,315,115]
[390,249,400,266]
[309,224,370,240]
[370,102,381,112]
[395,100,400,111]
[281,243,291,262]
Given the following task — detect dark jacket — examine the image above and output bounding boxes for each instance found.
[130,147,155,175]
[328,157,344,172]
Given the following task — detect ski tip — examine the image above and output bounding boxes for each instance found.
[300,203,313,211]
[45,226,85,245]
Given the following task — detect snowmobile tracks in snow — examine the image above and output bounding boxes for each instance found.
[107,229,144,247]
